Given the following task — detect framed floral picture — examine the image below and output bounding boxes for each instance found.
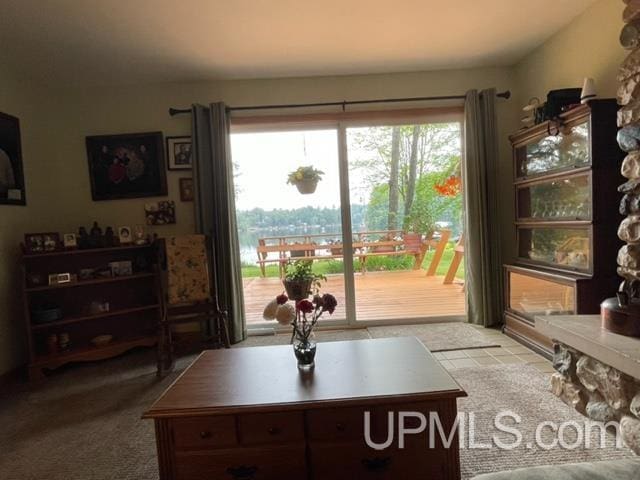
[85,132,167,200]
[166,136,192,170]
[0,111,26,205]
[179,177,194,201]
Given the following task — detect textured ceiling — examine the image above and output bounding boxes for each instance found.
[0,0,599,86]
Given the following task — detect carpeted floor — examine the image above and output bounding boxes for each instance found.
[0,330,634,479]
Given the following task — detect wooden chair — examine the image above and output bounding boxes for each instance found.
[444,233,465,285]
[157,235,230,376]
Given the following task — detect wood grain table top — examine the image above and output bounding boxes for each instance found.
[144,337,466,418]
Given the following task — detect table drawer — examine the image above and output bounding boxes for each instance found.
[238,411,304,445]
[307,406,368,441]
[175,445,306,480]
[171,416,237,450]
[309,442,448,480]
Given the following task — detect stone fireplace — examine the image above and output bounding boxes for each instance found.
[537,315,640,454]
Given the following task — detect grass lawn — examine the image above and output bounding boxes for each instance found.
[241,244,465,280]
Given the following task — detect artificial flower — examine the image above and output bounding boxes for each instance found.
[297,299,314,314]
[321,293,338,314]
[275,303,296,325]
[262,299,278,320]
[276,293,289,305]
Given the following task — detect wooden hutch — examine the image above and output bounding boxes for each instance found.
[503,100,624,357]
[21,244,162,380]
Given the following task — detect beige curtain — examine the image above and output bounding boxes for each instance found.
[192,103,246,343]
[463,89,503,327]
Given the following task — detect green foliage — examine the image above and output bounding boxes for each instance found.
[287,166,324,184]
[284,260,326,287]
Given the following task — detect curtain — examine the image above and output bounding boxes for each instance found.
[192,103,246,343]
[462,89,502,327]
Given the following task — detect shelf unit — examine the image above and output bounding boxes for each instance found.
[21,244,162,380]
[503,100,624,357]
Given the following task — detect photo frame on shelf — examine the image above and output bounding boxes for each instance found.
[0,111,26,205]
[85,131,167,200]
[63,233,77,249]
[25,232,60,253]
[118,226,132,244]
[166,136,192,170]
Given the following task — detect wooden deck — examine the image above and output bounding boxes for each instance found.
[242,270,466,325]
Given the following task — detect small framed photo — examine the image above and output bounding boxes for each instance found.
[166,136,192,170]
[48,272,73,285]
[179,177,194,202]
[25,233,60,253]
[63,233,77,249]
[118,226,132,244]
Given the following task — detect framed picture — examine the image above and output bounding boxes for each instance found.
[118,226,132,244]
[145,200,176,225]
[179,177,194,202]
[0,111,26,205]
[25,233,60,253]
[166,136,192,170]
[85,131,167,200]
[63,233,77,249]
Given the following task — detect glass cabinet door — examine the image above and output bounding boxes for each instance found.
[508,271,575,320]
[518,226,591,271]
[515,121,590,178]
[516,173,591,221]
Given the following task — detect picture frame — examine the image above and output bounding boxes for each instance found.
[63,233,77,249]
[145,200,176,225]
[85,131,167,201]
[48,273,73,285]
[25,233,60,253]
[118,226,132,244]
[179,177,194,202]
[0,111,26,205]
[166,136,192,170]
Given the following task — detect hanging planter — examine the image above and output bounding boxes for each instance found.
[287,166,324,195]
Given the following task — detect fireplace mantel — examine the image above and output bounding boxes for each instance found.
[536,315,640,380]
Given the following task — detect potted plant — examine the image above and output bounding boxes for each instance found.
[282,260,325,301]
[287,166,324,194]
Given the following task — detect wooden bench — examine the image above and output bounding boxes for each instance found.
[256,230,452,277]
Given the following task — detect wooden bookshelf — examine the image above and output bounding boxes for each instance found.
[21,243,162,381]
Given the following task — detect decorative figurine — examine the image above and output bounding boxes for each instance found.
[89,221,103,248]
[104,227,115,247]
[78,227,89,249]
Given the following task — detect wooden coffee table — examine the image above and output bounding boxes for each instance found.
[144,336,466,480]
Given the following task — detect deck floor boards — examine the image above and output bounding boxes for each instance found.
[243,270,466,325]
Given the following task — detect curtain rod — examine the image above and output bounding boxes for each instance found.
[168,90,511,116]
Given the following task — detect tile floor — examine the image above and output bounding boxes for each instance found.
[433,325,555,374]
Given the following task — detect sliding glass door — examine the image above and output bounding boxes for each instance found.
[344,122,466,323]
[230,115,466,331]
[230,128,347,329]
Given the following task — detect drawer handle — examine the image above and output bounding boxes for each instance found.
[362,457,391,472]
[267,426,281,435]
[226,465,258,480]
[199,431,212,439]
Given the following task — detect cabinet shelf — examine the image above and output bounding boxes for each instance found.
[23,244,152,259]
[26,272,155,292]
[31,304,160,331]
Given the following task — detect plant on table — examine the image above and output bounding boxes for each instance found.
[282,260,326,300]
[287,166,324,194]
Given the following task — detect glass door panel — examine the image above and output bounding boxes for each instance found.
[345,122,466,323]
[231,129,347,329]
[518,226,591,272]
[507,271,575,320]
[516,172,592,221]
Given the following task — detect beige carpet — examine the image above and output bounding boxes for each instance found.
[0,336,633,479]
[452,364,634,479]
[367,322,500,351]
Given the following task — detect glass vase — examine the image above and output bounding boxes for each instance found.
[293,332,316,370]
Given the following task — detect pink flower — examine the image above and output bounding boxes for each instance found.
[297,299,314,314]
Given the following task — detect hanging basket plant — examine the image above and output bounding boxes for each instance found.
[287,166,324,195]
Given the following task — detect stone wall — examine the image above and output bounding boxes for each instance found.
[552,342,640,454]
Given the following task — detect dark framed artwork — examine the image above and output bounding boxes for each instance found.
[0,111,26,205]
[86,131,167,201]
[25,232,60,254]
[166,136,192,170]
[179,177,194,201]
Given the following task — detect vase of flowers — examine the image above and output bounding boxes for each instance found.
[291,294,338,369]
[287,166,324,194]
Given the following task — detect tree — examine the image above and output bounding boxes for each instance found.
[404,125,420,215]
[387,127,401,231]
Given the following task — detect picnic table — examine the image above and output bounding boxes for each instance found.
[255,229,452,277]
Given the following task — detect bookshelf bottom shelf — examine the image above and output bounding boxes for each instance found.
[29,334,157,380]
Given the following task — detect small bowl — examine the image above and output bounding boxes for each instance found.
[91,334,113,347]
